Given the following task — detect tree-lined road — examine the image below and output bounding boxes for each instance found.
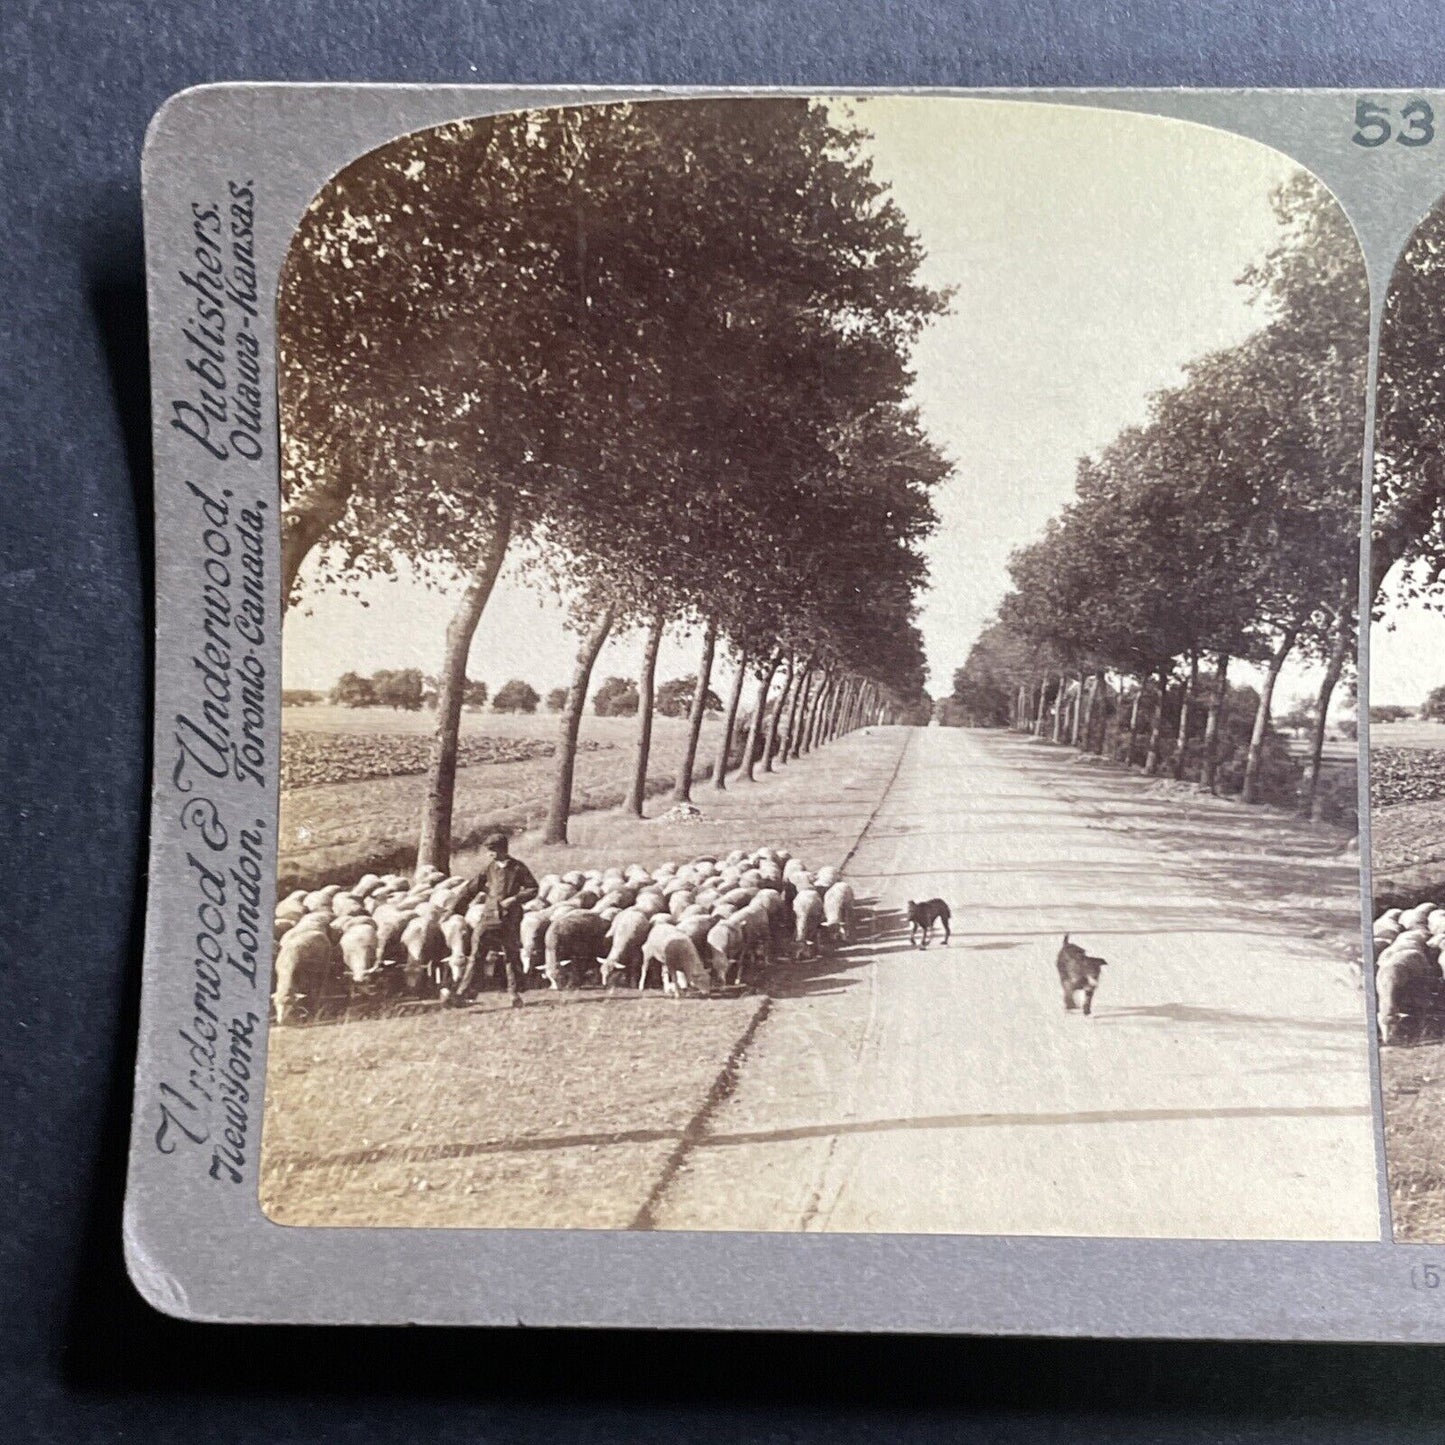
[652,726,1380,1239]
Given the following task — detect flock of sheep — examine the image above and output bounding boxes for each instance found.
[271,846,857,1024]
[1373,901,1445,1045]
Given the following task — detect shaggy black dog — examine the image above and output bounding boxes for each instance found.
[1055,934,1107,1016]
[906,898,951,948]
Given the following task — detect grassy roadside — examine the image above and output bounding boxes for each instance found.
[1372,798,1445,911]
[260,991,770,1228]
[452,725,907,883]
[1368,725,1445,908]
[278,708,724,894]
[1382,1041,1445,1243]
[1371,733,1445,1239]
[259,726,909,1230]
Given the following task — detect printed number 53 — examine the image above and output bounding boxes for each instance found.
[1354,98,1435,148]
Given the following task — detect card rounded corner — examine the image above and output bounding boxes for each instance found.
[143,83,248,170]
[121,1204,214,1324]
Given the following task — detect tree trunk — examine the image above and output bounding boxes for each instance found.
[816,675,839,747]
[1242,628,1298,805]
[786,664,809,757]
[1125,677,1144,766]
[789,664,818,760]
[280,474,354,610]
[832,673,849,739]
[1079,674,1099,752]
[1371,538,1402,611]
[674,615,719,803]
[739,653,780,782]
[1034,676,1049,735]
[1069,672,1085,746]
[1302,591,1354,819]
[416,501,515,874]
[817,674,838,748]
[624,611,665,817]
[802,672,828,753]
[710,639,751,790]
[798,673,818,754]
[782,659,815,763]
[1144,665,1171,775]
[1171,653,1199,781]
[1090,669,1109,754]
[1200,652,1230,794]
[1051,672,1066,743]
[543,606,615,844]
[764,656,796,770]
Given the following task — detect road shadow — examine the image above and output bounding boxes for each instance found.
[1094,1002,1364,1036]
[980,731,1355,861]
[274,1099,1374,1178]
[763,905,917,998]
[697,1101,1372,1150]
[281,977,764,1027]
[921,732,1362,948]
[761,904,1023,998]
[301,1099,1377,1174]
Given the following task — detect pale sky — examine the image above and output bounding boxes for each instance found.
[1372,568,1445,708]
[283,98,1354,711]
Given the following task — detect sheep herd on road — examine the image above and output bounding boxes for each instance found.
[271,846,857,1025]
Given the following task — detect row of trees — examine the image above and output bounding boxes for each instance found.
[950,176,1366,821]
[281,100,943,865]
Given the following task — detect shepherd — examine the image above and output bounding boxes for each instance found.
[449,831,539,1008]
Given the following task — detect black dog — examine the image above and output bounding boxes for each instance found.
[906,898,951,948]
[1055,934,1107,1016]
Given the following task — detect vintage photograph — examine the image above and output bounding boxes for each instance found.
[261,96,1378,1238]
[1368,196,1445,1242]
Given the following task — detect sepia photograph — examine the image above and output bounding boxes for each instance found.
[1367,195,1445,1242]
[260,96,1378,1238]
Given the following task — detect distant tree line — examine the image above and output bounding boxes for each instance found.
[326,670,549,714]
[330,669,426,711]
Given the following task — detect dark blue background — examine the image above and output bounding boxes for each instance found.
[6,2,1445,1438]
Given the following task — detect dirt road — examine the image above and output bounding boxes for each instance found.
[650,727,1381,1239]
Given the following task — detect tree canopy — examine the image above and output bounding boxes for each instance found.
[492,679,541,714]
[592,676,640,717]
[281,98,951,854]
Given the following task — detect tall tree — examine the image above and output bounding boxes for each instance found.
[674,617,720,803]
[738,652,781,783]
[624,614,665,817]
[417,496,513,872]
[710,638,752,790]
[544,607,616,845]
